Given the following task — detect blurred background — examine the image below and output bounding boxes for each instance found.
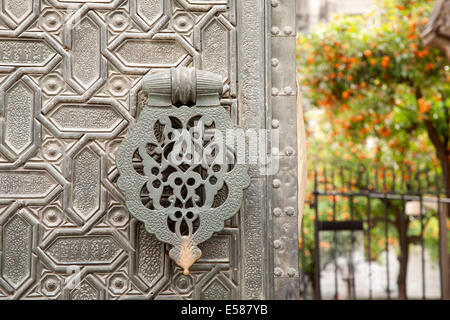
[295,0,450,299]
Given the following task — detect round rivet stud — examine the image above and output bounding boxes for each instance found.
[174,274,194,294]
[40,74,64,95]
[172,13,194,33]
[178,17,187,27]
[273,208,282,217]
[177,277,189,289]
[114,279,124,289]
[274,267,283,277]
[272,179,281,188]
[283,26,293,35]
[287,268,296,277]
[284,206,295,216]
[274,239,282,249]
[108,274,129,295]
[285,146,294,156]
[42,140,64,161]
[41,275,61,297]
[46,279,57,291]
[108,206,130,227]
[272,119,280,129]
[271,58,279,67]
[113,13,127,29]
[271,26,280,35]
[107,11,130,32]
[272,88,279,96]
[271,0,280,7]
[284,86,293,95]
[40,10,63,32]
[109,76,129,97]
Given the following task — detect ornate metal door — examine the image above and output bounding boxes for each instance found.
[0,0,300,300]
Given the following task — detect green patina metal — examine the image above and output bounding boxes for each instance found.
[116,67,250,274]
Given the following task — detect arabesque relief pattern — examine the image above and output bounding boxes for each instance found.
[0,0,242,300]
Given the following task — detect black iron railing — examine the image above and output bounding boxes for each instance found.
[299,164,450,300]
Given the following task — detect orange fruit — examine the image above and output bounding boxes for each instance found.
[342,91,349,99]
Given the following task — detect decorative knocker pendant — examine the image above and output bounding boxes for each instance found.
[116,67,250,274]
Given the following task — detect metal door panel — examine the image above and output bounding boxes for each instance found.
[0,0,300,300]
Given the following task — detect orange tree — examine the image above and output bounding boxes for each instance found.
[298,0,449,190]
[297,0,449,299]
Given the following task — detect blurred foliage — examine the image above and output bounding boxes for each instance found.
[296,0,449,297]
[297,0,449,169]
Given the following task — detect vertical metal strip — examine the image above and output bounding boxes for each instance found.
[237,0,268,300]
[270,0,300,300]
[265,0,274,300]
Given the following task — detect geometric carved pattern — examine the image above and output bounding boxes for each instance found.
[115,39,188,67]
[198,235,230,263]
[71,18,101,89]
[2,215,32,289]
[0,0,247,300]
[4,81,35,155]
[46,236,122,265]
[0,171,57,198]
[201,19,230,80]
[71,147,101,220]
[69,279,101,300]
[0,40,56,66]
[48,105,123,132]
[136,222,165,287]
[202,279,231,300]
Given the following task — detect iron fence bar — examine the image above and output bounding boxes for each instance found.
[349,193,356,299]
[349,167,353,192]
[357,166,363,190]
[300,213,306,299]
[437,195,450,299]
[392,167,396,193]
[313,169,321,300]
[305,163,448,300]
[367,171,373,299]
[425,167,431,192]
[375,166,379,192]
[313,191,450,203]
[437,194,444,300]
[434,166,449,299]
[415,170,422,194]
[419,193,426,299]
[384,193,391,299]
[330,166,339,300]
[434,166,441,194]
[416,170,421,194]
[317,221,364,231]
[401,167,405,192]
[399,193,407,300]
[333,194,338,300]
[408,165,413,194]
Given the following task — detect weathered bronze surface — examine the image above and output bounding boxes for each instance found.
[0,0,300,300]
